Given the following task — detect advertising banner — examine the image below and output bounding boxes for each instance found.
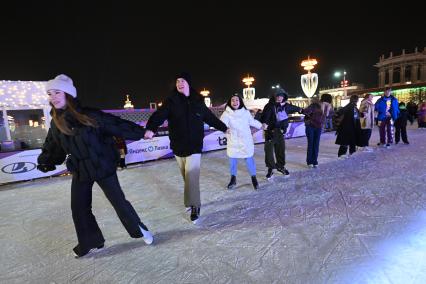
[0,149,67,184]
[125,136,173,163]
[0,122,305,185]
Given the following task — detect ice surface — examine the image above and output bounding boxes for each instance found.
[1,125,425,283]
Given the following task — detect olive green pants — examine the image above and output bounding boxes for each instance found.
[175,154,201,207]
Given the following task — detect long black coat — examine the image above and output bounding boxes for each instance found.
[38,107,146,181]
[146,89,227,157]
[335,102,361,146]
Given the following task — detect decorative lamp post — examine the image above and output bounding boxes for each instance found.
[300,56,318,104]
[242,74,255,100]
[200,88,211,107]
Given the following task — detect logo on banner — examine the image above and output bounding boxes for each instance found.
[217,137,227,146]
[128,145,169,154]
[2,162,36,174]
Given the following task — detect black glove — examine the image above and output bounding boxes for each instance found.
[37,164,56,173]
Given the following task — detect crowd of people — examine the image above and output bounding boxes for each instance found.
[36,73,425,258]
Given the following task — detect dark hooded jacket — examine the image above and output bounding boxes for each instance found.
[260,96,302,132]
[38,106,146,181]
[145,88,227,157]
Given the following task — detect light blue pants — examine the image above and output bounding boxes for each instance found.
[229,156,256,176]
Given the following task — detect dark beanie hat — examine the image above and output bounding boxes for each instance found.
[175,72,192,86]
[273,88,288,100]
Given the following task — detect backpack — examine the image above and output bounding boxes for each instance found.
[332,108,345,130]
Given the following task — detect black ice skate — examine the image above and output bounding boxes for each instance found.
[251,176,259,190]
[73,243,104,258]
[227,175,236,190]
[190,206,200,224]
[277,167,290,177]
[266,168,274,180]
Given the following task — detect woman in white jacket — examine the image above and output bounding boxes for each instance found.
[220,94,262,190]
[359,93,375,152]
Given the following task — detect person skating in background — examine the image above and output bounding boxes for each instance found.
[220,94,262,190]
[114,136,128,169]
[417,102,426,128]
[260,88,302,180]
[374,87,399,148]
[335,95,361,158]
[358,93,375,152]
[406,101,417,125]
[144,72,228,224]
[37,74,153,258]
[394,102,410,144]
[320,93,333,132]
[303,97,326,168]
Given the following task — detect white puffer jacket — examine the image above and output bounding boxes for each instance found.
[220,107,262,158]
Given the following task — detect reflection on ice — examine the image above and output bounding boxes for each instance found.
[339,212,426,283]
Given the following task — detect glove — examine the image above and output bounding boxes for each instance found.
[37,164,56,173]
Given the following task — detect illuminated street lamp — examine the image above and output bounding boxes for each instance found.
[242,74,255,100]
[200,88,211,107]
[300,56,319,103]
[334,70,348,97]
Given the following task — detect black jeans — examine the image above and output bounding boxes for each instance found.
[359,129,372,147]
[395,124,408,143]
[264,128,286,169]
[338,144,356,157]
[71,173,145,251]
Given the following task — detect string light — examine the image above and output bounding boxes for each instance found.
[0,80,48,108]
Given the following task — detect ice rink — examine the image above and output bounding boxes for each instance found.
[1,126,425,283]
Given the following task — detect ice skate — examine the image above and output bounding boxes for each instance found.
[190,206,200,224]
[251,176,259,190]
[139,223,153,245]
[227,175,236,190]
[73,243,104,258]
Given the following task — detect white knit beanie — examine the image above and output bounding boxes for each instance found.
[45,74,77,98]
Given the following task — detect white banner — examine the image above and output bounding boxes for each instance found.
[0,149,67,184]
[0,122,305,185]
[202,131,227,152]
[125,136,172,163]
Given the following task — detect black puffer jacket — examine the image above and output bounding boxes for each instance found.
[146,89,227,157]
[38,107,146,181]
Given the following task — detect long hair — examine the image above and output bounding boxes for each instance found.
[226,94,246,110]
[51,94,98,135]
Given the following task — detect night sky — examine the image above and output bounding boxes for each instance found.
[1,1,424,109]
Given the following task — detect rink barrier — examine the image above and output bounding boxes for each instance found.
[0,122,305,185]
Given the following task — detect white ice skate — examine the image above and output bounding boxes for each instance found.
[139,225,154,245]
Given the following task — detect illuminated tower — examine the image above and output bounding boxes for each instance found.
[123,94,134,109]
[242,75,255,100]
[300,56,319,103]
[200,88,211,107]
